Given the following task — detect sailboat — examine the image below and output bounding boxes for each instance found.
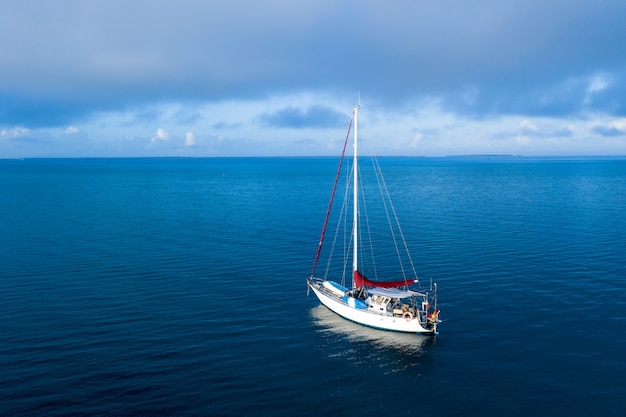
[307,105,440,335]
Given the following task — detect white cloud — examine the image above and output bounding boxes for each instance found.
[65,126,80,134]
[588,74,610,94]
[184,131,196,147]
[591,117,626,137]
[4,93,624,157]
[0,126,29,139]
[519,120,537,134]
[584,73,612,104]
[152,128,169,142]
[608,118,626,131]
[410,132,424,146]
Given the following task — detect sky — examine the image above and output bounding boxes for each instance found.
[1,0,626,157]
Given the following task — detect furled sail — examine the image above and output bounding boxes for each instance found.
[353,270,415,289]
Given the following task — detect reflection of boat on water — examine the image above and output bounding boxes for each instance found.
[310,304,432,355]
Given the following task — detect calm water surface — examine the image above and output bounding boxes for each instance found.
[1,157,625,416]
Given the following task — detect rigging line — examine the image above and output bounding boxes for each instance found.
[370,154,407,281]
[358,123,408,285]
[358,162,379,280]
[372,155,419,282]
[324,163,353,287]
[342,165,354,286]
[373,156,411,280]
[311,115,353,278]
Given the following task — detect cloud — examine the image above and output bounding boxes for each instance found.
[1,1,626,157]
[592,118,626,137]
[3,2,623,121]
[151,128,169,142]
[184,131,196,147]
[519,120,538,135]
[260,105,345,128]
[587,74,610,95]
[0,126,29,139]
[65,126,80,134]
[444,72,626,118]
[518,120,573,138]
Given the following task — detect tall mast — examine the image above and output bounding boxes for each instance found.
[352,105,359,282]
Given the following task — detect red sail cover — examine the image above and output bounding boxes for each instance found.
[353,270,414,289]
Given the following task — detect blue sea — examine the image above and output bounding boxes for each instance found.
[1,156,625,416]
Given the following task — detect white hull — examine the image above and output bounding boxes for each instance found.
[308,281,437,335]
